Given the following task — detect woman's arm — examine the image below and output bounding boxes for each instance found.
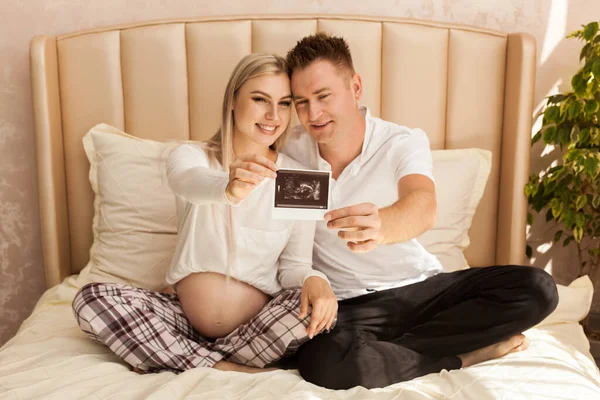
[277,220,337,338]
[166,144,232,205]
[277,220,326,288]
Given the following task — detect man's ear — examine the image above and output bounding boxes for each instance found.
[352,73,363,100]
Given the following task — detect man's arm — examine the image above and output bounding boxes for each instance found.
[325,174,436,252]
[378,174,436,244]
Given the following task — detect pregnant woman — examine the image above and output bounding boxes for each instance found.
[72,53,337,374]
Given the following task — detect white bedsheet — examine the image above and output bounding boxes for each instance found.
[1,277,600,400]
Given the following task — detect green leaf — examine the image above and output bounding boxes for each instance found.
[545,105,560,122]
[580,128,591,144]
[591,127,600,145]
[574,226,584,242]
[545,180,558,196]
[593,194,600,209]
[571,125,580,144]
[565,148,578,162]
[554,230,563,243]
[548,94,567,104]
[576,194,588,210]
[568,100,583,119]
[527,212,533,225]
[593,59,600,77]
[546,208,554,222]
[551,199,562,219]
[574,75,589,96]
[564,210,575,228]
[584,156,599,178]
[524,180,540,198]
[564,236,574,247]
[526,244,533,259]
[567,28,584,39]
[532,130,542,145]
[575,212,586,228]
[586,99,599,115]
[557,125,570,145]
[543,126,557,143]
[572,73,585,94]
[580,42,592,61]
[532,196,546,213]
[583,22,599,41]
[547,165,564,175]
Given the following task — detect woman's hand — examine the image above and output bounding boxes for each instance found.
[298,276,338,338]
[225,154,278,204]
[161,285,175,294]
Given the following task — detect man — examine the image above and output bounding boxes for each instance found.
[280,33,558,390]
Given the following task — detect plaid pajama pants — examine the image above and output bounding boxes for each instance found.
[72,282,312,372]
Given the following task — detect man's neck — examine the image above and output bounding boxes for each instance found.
[319,113,366,180]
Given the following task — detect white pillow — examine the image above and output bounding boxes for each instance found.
[536,275,594,327]
[76,124,181,290]
[416,148,492,272]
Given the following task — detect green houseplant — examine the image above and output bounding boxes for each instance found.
[525,21,600,336]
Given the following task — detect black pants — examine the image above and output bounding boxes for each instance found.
[296,265,558,390]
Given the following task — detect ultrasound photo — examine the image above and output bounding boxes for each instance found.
[272,168,331,220]
[275,169,330,209]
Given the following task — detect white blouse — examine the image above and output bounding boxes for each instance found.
[165,144,328,295]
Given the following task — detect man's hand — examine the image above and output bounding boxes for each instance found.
[298,276,338,338]
[325,202,381,253]
[225,154,278,204]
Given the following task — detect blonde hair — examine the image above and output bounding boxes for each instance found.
[205,53,291,280]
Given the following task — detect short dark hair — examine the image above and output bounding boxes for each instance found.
[286,32,355,76]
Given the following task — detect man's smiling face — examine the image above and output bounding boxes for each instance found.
[291,59,361,146]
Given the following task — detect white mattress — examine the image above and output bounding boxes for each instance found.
[1,277,600,400]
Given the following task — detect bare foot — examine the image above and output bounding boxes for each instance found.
[213,360,278,374]
[459,334,529,368]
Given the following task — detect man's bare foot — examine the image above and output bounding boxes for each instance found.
[213,360,278,374]
[459,334,529,368]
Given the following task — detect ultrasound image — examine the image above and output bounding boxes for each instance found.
[282,177,321,201]
[274,169,329,209]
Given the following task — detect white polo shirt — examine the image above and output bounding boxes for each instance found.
[282,107,443,300]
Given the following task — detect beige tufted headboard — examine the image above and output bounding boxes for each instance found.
[30,15,536,288]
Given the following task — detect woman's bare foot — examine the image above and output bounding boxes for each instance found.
[459,334,529,368]
[213,360,278,374]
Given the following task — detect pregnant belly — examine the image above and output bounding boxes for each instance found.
[176,272,271,339]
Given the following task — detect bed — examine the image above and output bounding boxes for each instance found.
[1,14,600,399]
